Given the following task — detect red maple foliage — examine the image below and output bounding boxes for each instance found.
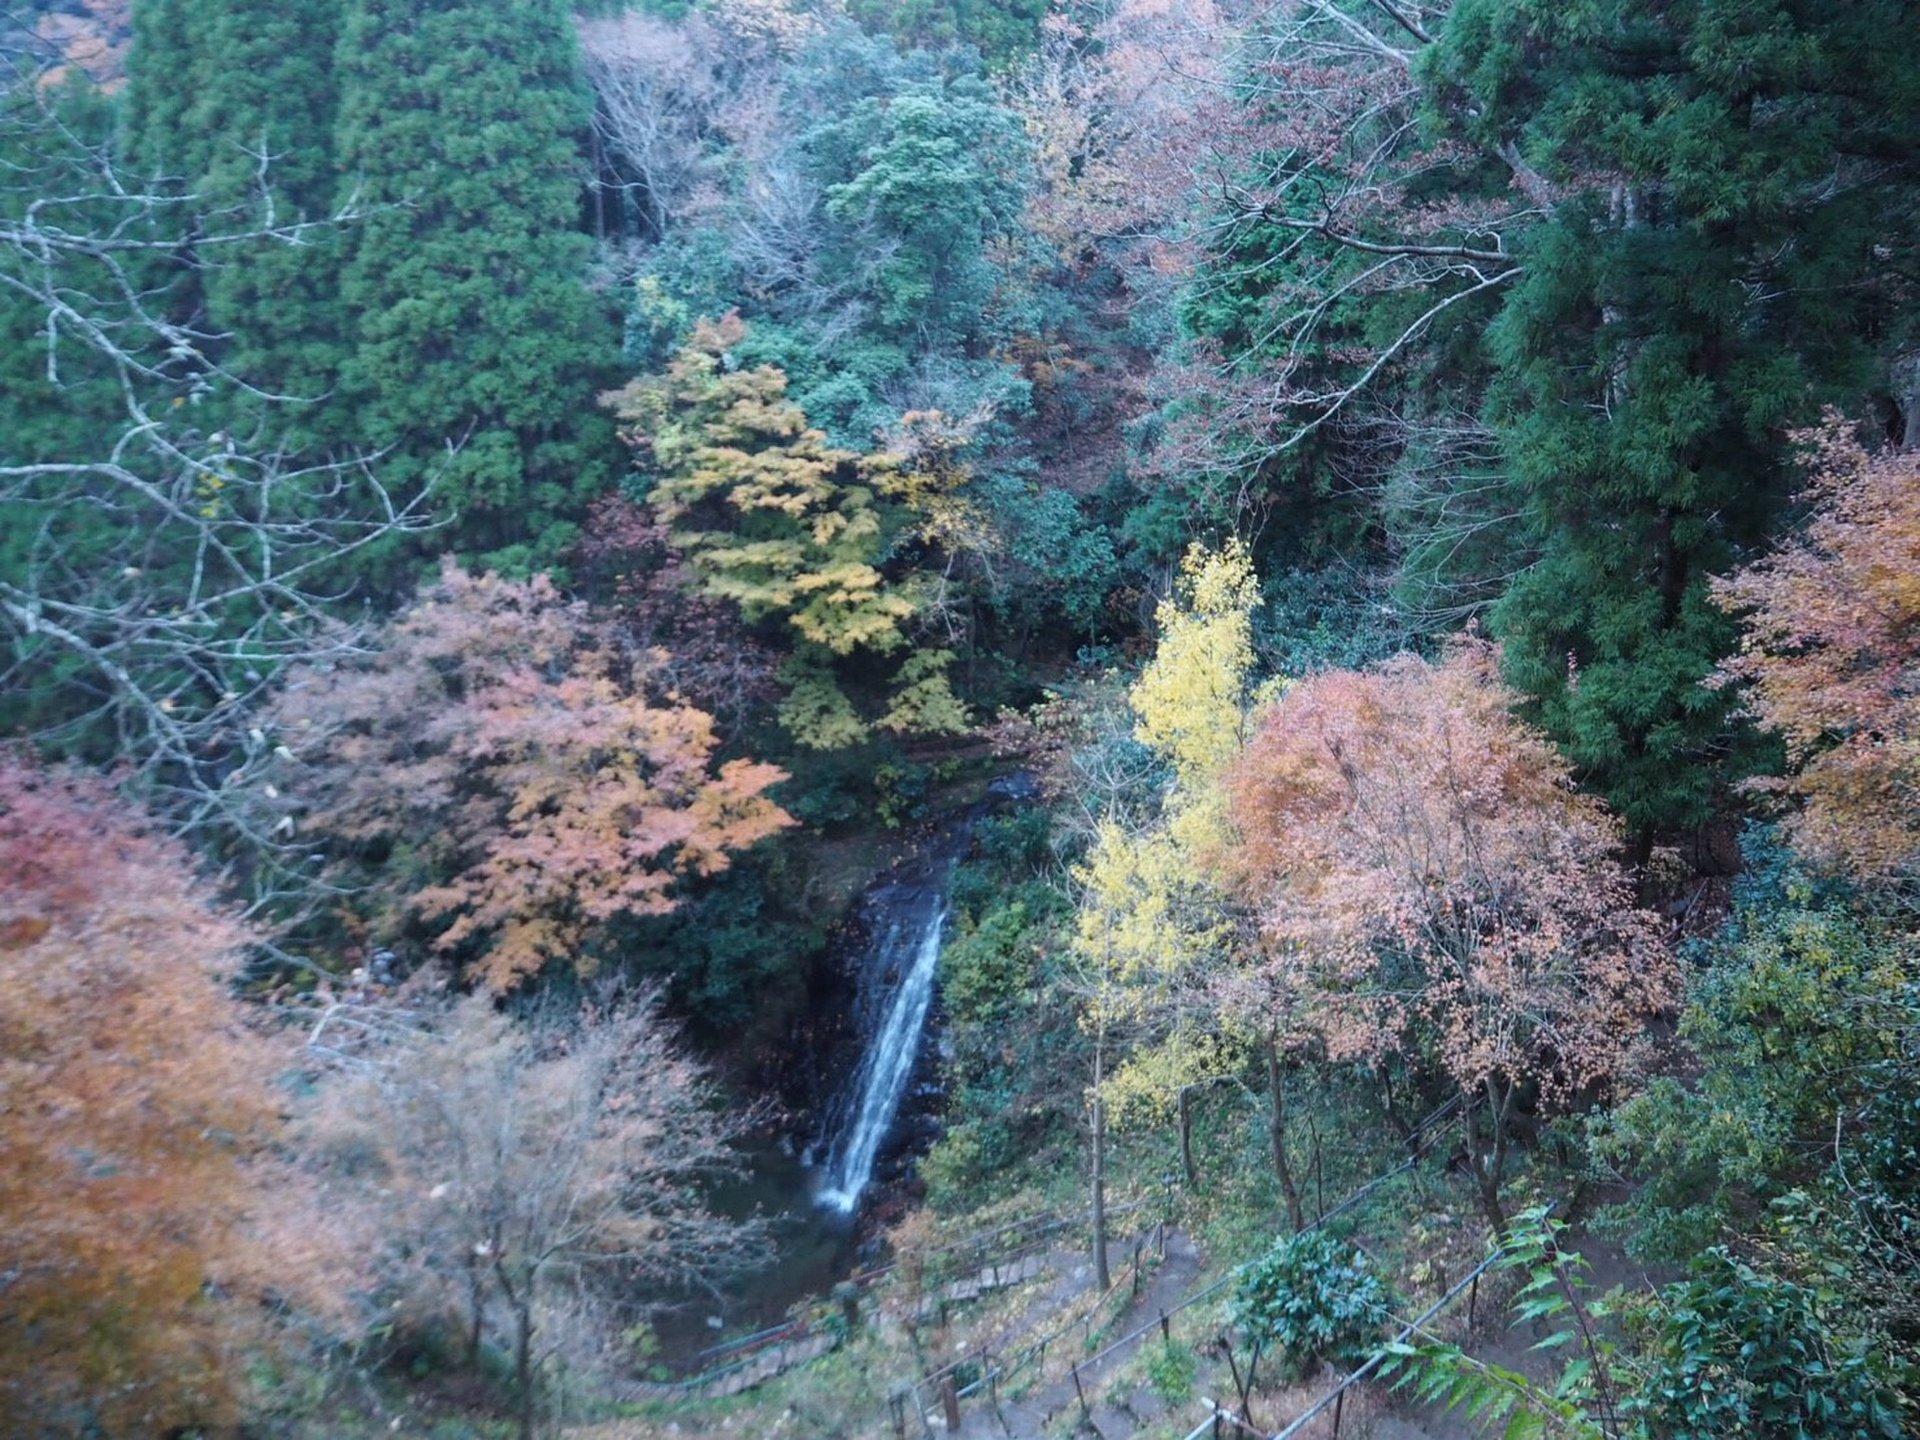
[1224,643,1676,1226]
[270,561,795,992]
[1713,426,1920,888]
[0,757,352,1434]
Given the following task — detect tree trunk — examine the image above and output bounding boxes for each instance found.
[1892,351,1920,451]
[494,1260,537,1440]
[1376,1064,1416,1151]
[1178,1085,1197,1187]
[515,1301,535,1440]
[466,1251,486,1366]
[589,126,607,242]
[1091,1039,1111,1291]
[1266,1034,1305,1233]
[1464,1081,1516,1237]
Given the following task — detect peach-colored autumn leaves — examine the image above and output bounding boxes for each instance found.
[269,560,794,991]
[1712,428,1920,888]
[1225,644,1674,1113]
[0,761,346,1434]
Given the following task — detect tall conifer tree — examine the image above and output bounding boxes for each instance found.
[332,0,616,571]
[1431,0,1920,837]
[125,0,347,406]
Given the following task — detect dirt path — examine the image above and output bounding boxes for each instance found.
[946,1229,1204,1438]
[1366,1230,1668,1440]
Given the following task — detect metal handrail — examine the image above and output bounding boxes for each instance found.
[909,1093,1473,1422]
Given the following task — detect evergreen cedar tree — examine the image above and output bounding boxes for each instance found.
[124,0,617,574]
[1224,643,1677,1224]
[1175,0,1920,837]
[123,0,347,407]
[1457,0,1920,842]
[334,0,615,573]
[1712,427,1920,886]
[843,0,1048,63]
[0,759,347,1436]
[268,561,794,993]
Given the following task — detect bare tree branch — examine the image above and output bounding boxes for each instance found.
[0,39,434,911]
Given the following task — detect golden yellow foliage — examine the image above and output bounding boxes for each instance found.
[1073,541,1265,1122]
[603,316,970,748]
[1129,538,1260,786]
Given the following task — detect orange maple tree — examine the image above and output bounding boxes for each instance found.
[271,561,795,991]
[1713,425,1920,887]
[1224,643,1677,1229]
[0,757,346,1435]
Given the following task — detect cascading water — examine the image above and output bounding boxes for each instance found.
[815,862,954,1214]
[645,783,1032,1362]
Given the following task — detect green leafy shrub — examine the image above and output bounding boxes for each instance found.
[971,808,1056,877]
[920,1121,995,1210]
[873,760,931,829]
[1234,1230,1393,1377]
[940,901,1041,1018]
[1593,835,1912,1265]
[1633,1249,1910,1439]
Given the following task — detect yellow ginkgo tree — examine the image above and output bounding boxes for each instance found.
[1070,539,1312,1240]
[602,315,970,749]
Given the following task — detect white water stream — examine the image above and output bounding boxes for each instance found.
[816,895,949,1214]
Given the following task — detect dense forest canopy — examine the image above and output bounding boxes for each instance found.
[2,1,1918,1436]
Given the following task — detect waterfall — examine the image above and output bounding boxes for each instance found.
[816,886,949,1215]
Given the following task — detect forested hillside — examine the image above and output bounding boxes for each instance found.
[2,2,1917,1437]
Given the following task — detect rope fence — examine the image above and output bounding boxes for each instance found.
[633,1194,1159,1397]
[882,1092,1475,1435]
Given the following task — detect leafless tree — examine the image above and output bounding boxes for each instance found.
[0,39,432,910]
[578,13,723,243]
[1151,0,1549,489]
[308,992,765,1440]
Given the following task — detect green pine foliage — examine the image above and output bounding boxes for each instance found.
[126,0,347,411]
[0,79,134,751]
[332,0,618,573]
[0,79,123,474]
[121,0,620,574]
[187,0,347,403]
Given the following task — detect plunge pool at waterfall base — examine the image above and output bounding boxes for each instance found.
[646,1132,863,1371]
[648,780,1035,1374]
[646,1089,942,1371]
